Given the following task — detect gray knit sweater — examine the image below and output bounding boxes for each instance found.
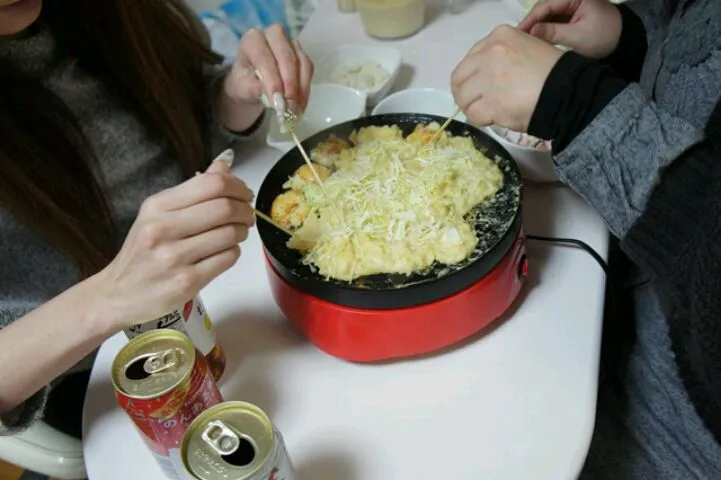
[554,0,721,477]
[0,26,242,435]
[556,0,721,237]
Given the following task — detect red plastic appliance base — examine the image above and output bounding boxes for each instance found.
[265,234,527,362]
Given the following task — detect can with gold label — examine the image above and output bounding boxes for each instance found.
[112,329,224,479]
[124,295,226,381]
[180,401,295,480]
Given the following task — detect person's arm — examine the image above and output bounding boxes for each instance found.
[600,3,648,83]
[620,99,721,442]
[0,159,253,435]
[190,10,266,156]
[204,65,266,157]
[0,274,116,434]
[527,48,721,238]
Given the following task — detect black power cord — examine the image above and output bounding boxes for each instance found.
[526,233,615,303]
[526,234,609,275]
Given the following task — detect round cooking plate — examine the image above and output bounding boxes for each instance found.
[255,113,523,310]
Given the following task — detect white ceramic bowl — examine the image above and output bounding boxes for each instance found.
[314,44,402,106]
[371,88,467,122]
[485,125,558,183]
[266,83,367,153]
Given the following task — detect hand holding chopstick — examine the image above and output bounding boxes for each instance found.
[254,70,347,226]
[429,106,461,143]
[197,149,293,236]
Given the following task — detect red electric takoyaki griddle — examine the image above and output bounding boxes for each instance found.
[255,113,526,362]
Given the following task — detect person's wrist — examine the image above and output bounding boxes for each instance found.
[218,73,264,133]
[603,5,624,57]
[81,270,128,339]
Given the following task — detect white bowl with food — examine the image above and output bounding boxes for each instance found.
[266,83,367,153]
[314,44,402,106]
[485,125,557,183]
[371,88,467,122]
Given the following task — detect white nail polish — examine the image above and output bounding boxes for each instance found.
[213,149,235,167]
[272,92,286,115]
[260,93,271,108]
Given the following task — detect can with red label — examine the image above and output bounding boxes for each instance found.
[180,401,295,480]
[124,295,226,381]
[112,329,224,478]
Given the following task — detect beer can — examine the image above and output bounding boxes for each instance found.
[124,295,227,381]
[180,401,295,480]
[112,329,224,479]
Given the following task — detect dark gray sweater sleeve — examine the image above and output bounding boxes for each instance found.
[554,83,703,238]
[621,98,721,442]
[531,0,721,239]
[0,305,50,435]
[204,64,266,156]
[0,388,49,435]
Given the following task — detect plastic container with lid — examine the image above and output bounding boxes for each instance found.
[356,0,425,39]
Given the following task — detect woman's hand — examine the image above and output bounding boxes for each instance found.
[518,0,622,59]
[451,25,563,132]
[223,25,314,116]
[96,159,255,331]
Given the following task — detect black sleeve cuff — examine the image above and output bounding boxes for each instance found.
[527,51,628,153]
[601,4,648,83]
[228,109,266,137]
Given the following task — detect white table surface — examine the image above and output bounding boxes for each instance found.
[82,1,609,478]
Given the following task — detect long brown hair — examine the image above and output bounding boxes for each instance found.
[0,0,222,277]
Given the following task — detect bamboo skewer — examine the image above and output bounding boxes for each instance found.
[428,106,461,144]
[288,129,332,196]
[256,67,347,226]
[195,154,292,237]
[287,126,348,227]
[253,69,330,196]
[254,209,293,236]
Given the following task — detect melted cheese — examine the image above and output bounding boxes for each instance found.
[286,123,505,281]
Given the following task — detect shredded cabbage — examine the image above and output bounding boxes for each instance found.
[287,123,504,281]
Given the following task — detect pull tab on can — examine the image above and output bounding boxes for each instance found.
[143,348,179,375]
[201,420,242,456]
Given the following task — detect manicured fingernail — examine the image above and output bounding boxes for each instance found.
[260,93,271,108]
[272,92,286,114]
[213,149,234,167]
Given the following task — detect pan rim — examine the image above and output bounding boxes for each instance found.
[256,113,523,305]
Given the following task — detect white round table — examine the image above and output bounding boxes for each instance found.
[82,1,609,478]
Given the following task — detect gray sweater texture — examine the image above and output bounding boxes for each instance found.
[0,25,240,435]
[558,0,721,477]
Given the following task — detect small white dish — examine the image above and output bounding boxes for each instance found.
[371,88,467,122]
[266,83,367,153]
[485,125,558,183]
[314,44,402,106]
